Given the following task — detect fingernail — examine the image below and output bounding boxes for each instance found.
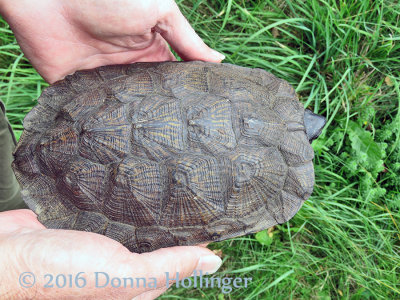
[195,255,222,275]
[211,49,225,61]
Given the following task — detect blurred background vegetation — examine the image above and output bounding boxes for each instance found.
[1,0,399,299]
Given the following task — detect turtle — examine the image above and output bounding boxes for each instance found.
[12,61,326,253]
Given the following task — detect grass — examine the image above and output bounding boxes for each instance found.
[1,0,399,299]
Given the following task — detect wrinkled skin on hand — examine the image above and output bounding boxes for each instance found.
[0,0,224,83]
[0,210,221,299]
[0,0,224,298]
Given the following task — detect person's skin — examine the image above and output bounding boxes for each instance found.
[0,0,224,83]
[0,210,222,299]
[0,0,224,299]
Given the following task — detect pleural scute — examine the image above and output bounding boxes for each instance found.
[162,154,225,227]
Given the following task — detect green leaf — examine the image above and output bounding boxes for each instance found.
[255,230,273,246]
[347,121,383,171]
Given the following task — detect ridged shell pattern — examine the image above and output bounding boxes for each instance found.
[13,62,315,253]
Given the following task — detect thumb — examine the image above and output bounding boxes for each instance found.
[155,0,225,62]
[138,246,222,286]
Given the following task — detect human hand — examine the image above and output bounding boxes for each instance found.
[0,0,224,83]
[0,210,222,299]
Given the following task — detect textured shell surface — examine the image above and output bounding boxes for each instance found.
[13,61,315,253]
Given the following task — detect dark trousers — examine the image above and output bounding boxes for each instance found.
[0,100,26,211]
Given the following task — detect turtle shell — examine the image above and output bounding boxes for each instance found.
[13,61,315,253]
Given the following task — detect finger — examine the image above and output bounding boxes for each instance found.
[155,0,224,62]
[127,33,177,62]
[136,246,222,290]
[0,209,45,234]
[74,34,176,76]
[132,287,168,300]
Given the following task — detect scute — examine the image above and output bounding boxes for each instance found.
[239,107,286,147]
[110,70,155,97]
[23,103,58,132]
[60,158,108,211]
[73,211,108,234]
[36,122,79,176]
[22,176,79,224]
[279,131,314,165]
[206,218,247,241]
[226,147,288,218]
[64,68,104,92]
[135,227,177,253]
[104,222,137,251]
[132,95,187,160]
[79,104,131,164]
[104,157,166,227]
[13,61,317,253]
[110,157,166,220]
[12,134,42,184]
[161,154,225,227]
[187,95,237,153]
[61,88,111,121]
[157,62,209,99]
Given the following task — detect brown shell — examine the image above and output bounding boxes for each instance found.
[13,61,314,253]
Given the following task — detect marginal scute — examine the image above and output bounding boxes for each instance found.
[12,134,41,183]
[61,88,110,121]
[22,176,79,224]
[287,122,305,132]
[23,103,58,132]
[284,162,314,200]
[12,61,317,253]
[65,68,104,92]
[97,64,129,80]
[40,80,72,99]
[38,80,76,110]
[73,211,108,234]
[280,190,305,223]
[279,131,314,165]
[158,62,209,98]
[240,205,277,234]
[206,218,247,241]
[208,66,267,105]
[127,62,163,72]
[104,222,137,252]
[42,215,78,230]
[136,227,177,253]
[109,70,154,96]
[251,68,280,88]
[275,80,296,99]
[274,97,304,124]
[169,227,211,246]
